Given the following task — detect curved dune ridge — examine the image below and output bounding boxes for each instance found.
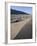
[14,18,32,39]
[11,15,32,40]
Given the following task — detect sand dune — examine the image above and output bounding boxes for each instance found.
[11,15,32,39]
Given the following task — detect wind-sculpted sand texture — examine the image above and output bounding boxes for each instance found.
[11,15,32,40]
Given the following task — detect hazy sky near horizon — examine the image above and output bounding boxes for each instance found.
[11,6,32,14]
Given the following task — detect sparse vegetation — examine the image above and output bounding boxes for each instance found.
[11,14,31,23]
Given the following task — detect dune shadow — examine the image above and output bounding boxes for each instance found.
[14,19,32,39]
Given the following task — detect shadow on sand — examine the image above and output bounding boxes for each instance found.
[14,19,32,39]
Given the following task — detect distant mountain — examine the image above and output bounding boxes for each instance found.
[10,9,30,15]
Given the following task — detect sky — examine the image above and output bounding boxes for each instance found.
[11,6,32,14]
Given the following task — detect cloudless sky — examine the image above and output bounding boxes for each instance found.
[11,6,32,14]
